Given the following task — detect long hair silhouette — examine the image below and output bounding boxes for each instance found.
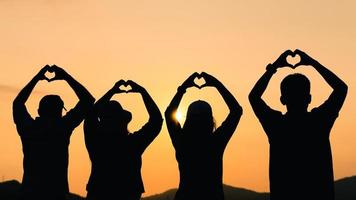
[165,72,242,200]
[182,100,215,137]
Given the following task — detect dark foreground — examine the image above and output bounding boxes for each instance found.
[0,176,355,200]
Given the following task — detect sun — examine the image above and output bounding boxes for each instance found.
[175,111,184,122]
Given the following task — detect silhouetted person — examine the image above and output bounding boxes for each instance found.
[84,80,163,200]
[165,72,242,200]
[13,65,95,200]
[249,49,348,200]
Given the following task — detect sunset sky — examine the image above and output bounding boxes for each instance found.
[1,0,355,197]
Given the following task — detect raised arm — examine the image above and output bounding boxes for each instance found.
[249,50,293,118]
[128,80,163,150]
[165,72,200,146]
[49,65,95,130]
[13,65,50,124]
[201,72,242,146]
[95,80,127,108]
[85,80,127,128]
[51,65,95,106]
[84,80,127,155]
[295,49,348,113]
[127,80,162,126]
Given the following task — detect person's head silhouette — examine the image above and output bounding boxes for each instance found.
[98,100,132,136]
[183,100,215,138]
[38,95,64,119]
[280,73,311,113]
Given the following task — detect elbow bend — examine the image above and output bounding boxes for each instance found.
[248,92,256,103]
[230,106,243,119]
[157,116,164,126]
[238,105,243,116]
[164,108,173,119]
[149,115,164,125]
[336,83,348,97]
[343,83,349,94]
[13,99,23,109]
[86,95,96,105]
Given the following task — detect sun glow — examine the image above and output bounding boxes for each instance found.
[175,111,184,123]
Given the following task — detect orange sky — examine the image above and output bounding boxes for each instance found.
[1,0,356,197]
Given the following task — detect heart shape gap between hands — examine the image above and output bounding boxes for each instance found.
[286,53,301,68]
[44,71,56,81]
[119,84,133,93]
[194,75,206,89]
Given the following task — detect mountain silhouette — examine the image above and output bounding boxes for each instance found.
[142,176,356,200]
[0,180,84,200]
[0,176,355,200]
[141,185,269,200]
[335,176,356,200]
[0,180,20,200]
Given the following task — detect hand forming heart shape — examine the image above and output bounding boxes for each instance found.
[118,84,133,93]
[41,65,58,82]
[44,70,56,81]
[286,53,301,68]
[282,49,313,69]
[113,80,142,93]
[194,74,206,89]
[41,65,66,82]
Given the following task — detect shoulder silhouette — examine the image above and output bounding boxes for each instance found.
[84,80,163,200]
[13,65,95,200]
[249,49,348,200]
[165,72,242,200]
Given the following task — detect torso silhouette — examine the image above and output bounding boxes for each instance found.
[13,104,85,195]
[256,101,339,200]
[172,126,233,200]
[84,113,160,198]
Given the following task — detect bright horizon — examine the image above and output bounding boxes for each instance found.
[1,0,356,197]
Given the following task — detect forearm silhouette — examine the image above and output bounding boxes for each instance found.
[165,72,200,142]
[200,72,242,143]
[127,80,163,151]
[94,80,126,107]
[201,72,242,119]
[51,65,95,105]
[165,72,199,122]
[294,49,348,111]
[127,80,163,128]
[13,65,50,108]
[249,50,293,111]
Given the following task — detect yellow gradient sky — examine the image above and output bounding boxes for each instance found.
[1,0,356,197]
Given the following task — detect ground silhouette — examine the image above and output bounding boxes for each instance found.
[1,176,356,200]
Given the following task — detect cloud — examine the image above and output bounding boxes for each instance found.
[0,85,20,93]
[0,84,44,94]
